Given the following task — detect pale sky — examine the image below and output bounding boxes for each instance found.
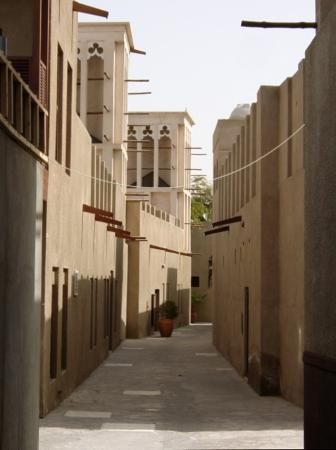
[80,0,316,180]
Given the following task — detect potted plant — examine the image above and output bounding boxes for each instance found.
[158,301,178,337]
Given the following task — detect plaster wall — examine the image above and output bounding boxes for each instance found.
[0,127,43,450]
[40,3,129,416]
[126,202,191,338]
[212,69,304,406]
[278,67,304,407]
[304,3,336,446]
[0,0,34,57]
[191,225,213,323]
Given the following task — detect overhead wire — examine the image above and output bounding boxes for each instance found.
[48,124,305,190]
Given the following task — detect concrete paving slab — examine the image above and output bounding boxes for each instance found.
[40,325,303,450]
[123,390,161,396]
[64,411,112,419]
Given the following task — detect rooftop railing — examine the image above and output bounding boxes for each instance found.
[0,51,48,162]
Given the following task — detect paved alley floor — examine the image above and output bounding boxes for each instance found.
[39,325,303,450]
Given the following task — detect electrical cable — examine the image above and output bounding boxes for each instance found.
[48,124,305,190]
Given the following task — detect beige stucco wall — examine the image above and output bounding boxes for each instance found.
[191,225,213,323]
[40,2,130,416]
[126,201,191,338]
[0,0,34,57]
[212,64,304,406]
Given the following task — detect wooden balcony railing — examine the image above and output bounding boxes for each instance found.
[0,51,48,162]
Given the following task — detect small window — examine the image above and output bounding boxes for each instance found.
[192,276,200,288]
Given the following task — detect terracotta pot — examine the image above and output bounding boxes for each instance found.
[158,319,174,337]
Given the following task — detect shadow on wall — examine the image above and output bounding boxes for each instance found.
[40,270,125,417]
[167,268,190,326]
[0,130,43,449]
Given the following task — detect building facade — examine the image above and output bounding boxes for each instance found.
[126,112,194,337]
[191,224,213,323]
[304,1,336,447]
[0,1,49,448]
[40,8,133,416]
[211,64,305,407]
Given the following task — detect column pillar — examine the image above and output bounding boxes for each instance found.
[153,125,159,188]
[137,140,142,187]
[103,42,115,145]
[79,42,88,126]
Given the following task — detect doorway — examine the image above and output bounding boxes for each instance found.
[151,294,155,330]
[243,287,250,377]
[154,289,160,331]
[108,271,114,351]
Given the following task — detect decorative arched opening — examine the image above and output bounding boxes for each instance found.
[127,126,137,186]
[87,49,104,143]
[159,126,172,187]
[141,126,154,187]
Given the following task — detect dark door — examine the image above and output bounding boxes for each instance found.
[151,294,155,330]
[109,271,114,350]
[154,289,160,331]
[243,287,250,377]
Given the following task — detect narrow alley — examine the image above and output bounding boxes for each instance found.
[39,326,303,450]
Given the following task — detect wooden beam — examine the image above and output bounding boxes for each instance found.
[212,216,242,228]
[241,20,317,29]
[107,225,130,236]
[180,252,193,258]
[130,48,147,55]
[128,92,152,96]
[95,214,123,228]
[73,1,109,18]
[83,204,114,219]
[125,79,150,83]
[150,244,180,256]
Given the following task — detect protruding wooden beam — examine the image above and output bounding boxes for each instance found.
[73,1,109,18]
[95,214,123,228]
[205,226,230,237]
[125,79,150,83]
[213,216,242,228]
[241,20,317,29]
[128,92,152,96]
[83,204,114,219]
[130,48,147,55]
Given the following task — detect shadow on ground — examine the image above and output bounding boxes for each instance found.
[40,325,302,437]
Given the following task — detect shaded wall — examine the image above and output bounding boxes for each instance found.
[304,3,336,447]
[191,225,213,323]
[212,67,304,406]
[127,202,191,338]
[0,127,43,450]
[0,0,34,57]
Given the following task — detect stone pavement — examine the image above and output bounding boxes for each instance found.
[39,325,303,450]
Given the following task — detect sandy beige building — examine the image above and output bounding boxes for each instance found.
[126,112,194,337]
[191,225,213,323]
[211,65,304,407]
[304,2,336,446]
[0,0,51,446]
[38,5,136,416]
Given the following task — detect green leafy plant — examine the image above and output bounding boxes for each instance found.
[160,301,179,320]
[191,176,213,224]
[192,293,206,306]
